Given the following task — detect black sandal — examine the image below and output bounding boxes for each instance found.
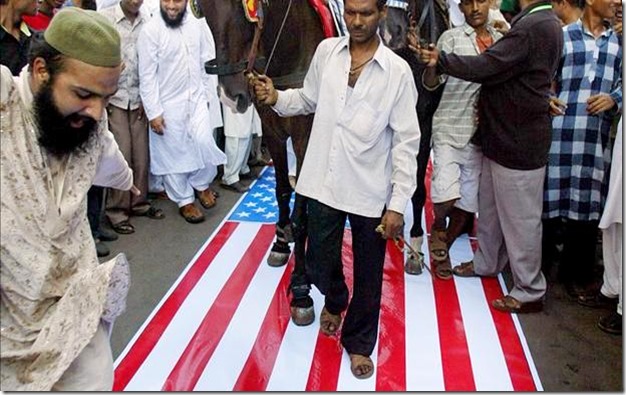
[111,220,135,234]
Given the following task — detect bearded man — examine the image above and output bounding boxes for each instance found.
[1,8,137,390]
[137,0,226,223]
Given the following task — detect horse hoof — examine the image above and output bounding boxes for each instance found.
[267,251,290,267]
[404,253,424,275]
[290,305,315,326]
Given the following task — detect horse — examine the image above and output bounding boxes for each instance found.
[391,0,450,274]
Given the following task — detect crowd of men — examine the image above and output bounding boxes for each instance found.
[0,0,622,388]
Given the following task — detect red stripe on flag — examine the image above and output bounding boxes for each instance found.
[232,256,295,391]
[161,224,276,391]
[113,221,239,391]
[482,278,537,391]
[305,230,355,391]
[424,160,477,391]
[376,242,407,391]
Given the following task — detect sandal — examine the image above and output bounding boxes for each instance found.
[452,260,477,277]
[434,255,453,280]
[349,354,374,379]
[319,306,342,336]
[134,206,165,220]
[429,229,449,262]
[195,188,216,209]
[111,220,135,235]
[491,295,543,314]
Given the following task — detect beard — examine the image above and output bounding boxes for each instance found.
[161,5,186,28]
[34,80,98,158]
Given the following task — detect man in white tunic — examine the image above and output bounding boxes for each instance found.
[1,8,134,390]
[137,0,226,223]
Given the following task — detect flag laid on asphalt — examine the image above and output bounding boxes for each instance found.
[113,166,543,391]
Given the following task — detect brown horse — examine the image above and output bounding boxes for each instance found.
[198,0,325,326]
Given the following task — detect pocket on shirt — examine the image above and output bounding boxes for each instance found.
[337,100,384,144]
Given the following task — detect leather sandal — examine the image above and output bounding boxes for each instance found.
[491,295,543,314]
[195,188,216,209]
[349,354,374,379]
[179,203,205,223]
[434,255,453,280]
[134,206,165,220]
[452,260,477,277]
[111,220,135,234]
[319,306,342,336]
[429,229,449,262]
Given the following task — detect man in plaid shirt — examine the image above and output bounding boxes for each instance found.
[543,0,622,301]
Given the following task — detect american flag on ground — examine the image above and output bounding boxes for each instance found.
[113,165,543,391]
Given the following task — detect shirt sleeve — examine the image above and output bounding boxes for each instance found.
[137,25,164,121]
[271,41,326,116]
[438,26,529,85]
[387,65,420,214]
[93,120,134,190]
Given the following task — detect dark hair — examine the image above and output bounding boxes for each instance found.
[377,0,386,10]
[27,32,66,77]
[0,0,8,5]
[80,0,97,10]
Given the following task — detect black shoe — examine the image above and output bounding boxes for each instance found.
[578,292,618,309]
[95,239,110,257]
[220,180,250,193]
[598,311,622,335]
[98,226,119,242]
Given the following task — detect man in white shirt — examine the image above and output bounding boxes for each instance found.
[137,0,225,223]
[100,0,165,234]
[252,0,420,379]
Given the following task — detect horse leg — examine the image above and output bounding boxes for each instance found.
[263,129,294,267]
[287,116,314,325]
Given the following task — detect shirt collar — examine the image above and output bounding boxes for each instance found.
[0,21,31,39]
[114,2,147,25]
[576,18,613,39]
[462,22,499,38]
[340,34,390,73]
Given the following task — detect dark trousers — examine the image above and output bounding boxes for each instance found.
[306,199,386,356]
[88,185,104,238]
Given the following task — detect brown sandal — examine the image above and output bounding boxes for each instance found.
[452,260,477,277]
[434,255,453,280]
[429,229,449,262]
[319,306,342,336]
[349,354,374,379]
[492,295,543,314]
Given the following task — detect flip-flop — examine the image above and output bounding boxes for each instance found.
[111,220,135,235]
[452,260,477,277]
[319,306,342,336]
[349,354,374,379]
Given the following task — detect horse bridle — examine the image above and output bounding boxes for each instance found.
[205,0,293,79]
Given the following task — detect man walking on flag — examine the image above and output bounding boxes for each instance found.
[250,0,420,379]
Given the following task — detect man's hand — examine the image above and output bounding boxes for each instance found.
[150,115,165,135]
[138,103,145,121]
[248,74,278,106]
[407,25,439,67]
[549,96,567,116]
[587,93,615,115]
[379,210,404,240]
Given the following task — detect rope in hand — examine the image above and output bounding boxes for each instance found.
[375,224,432,276]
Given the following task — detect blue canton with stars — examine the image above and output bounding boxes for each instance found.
[228,167,295,223]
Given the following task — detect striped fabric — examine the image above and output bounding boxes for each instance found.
[544,20,622,221]
[113,165,543,391]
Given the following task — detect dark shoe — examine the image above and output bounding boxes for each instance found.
[148,190,169,200]
[565,282,598,300]
[195,188,217,209]
[578,292,618,309]
[98,226,119,242]
[95,239,110,257]
[134,206,165,220]
[111,220,135,235]
[598,311,622,335]
[492,295,543,314]
[179,203,205,223]
[220,180,250,193]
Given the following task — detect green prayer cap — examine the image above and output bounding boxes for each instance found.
[44,7,121,67]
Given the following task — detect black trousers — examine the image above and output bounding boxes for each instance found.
[87,185,104,238]
[306,199,386,356]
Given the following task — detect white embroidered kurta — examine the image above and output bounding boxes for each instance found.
[137,12,225,176]
[0,65,132,391]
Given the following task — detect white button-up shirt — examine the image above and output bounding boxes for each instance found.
[99,4,148,110]
[273,36,420,218]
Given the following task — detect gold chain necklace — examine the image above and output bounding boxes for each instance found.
[349,55,374,75]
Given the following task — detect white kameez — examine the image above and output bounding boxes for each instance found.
[137,12,226,177]
[0,65,132,390]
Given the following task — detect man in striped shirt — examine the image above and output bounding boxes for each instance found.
[406,0,502,279]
